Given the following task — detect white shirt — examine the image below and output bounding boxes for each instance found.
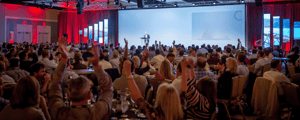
[150,54,165,70]
[39,58,58,74]
[199,48,208,54]
[263,68,290,96]
[238,63,249,89]
[269,53,274,59]
[254,58,267,77]
[172,76,182,93]
[98,60,112,69]
[264,57,272,64]
[217,52,223,59]
[109,58,120,69]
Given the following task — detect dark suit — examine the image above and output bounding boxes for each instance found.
[144,34,150,43]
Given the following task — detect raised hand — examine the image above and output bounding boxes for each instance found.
[124,38,128,45]
[173,40,175,45]
[155,40,157,45]
[187,57,195,68]
[146,43,148,47]
[123,60,132,78]
[91,45,100,67]
[58,37,69,63]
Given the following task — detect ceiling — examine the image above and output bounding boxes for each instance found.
[0,0,298,11]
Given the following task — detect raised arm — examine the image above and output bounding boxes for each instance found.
[48,37,68,120]
[159,41,166,56]
[173,41,177,57]
[125,60,143,102]
[124,38,128,60]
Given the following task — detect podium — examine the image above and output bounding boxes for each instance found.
[140,37,149,44]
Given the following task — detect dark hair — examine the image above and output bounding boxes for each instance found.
[99,53,105,60]
[252,49,257,54]
[10,75,40,109]
[216,48,221,52]
[29,63,45,76]
[195,77,217,112]
[155,49,160,55]
[55,52,62,57]
[19,52,27,61]
[271,59,281,68]
[10,58,19,68]
[177,62,182,73]
[258,51,264,57]
[263,50,270,56]
[196,57,206,68]
[226,47,231,53]
[9,48,15,53]
[238,53,246,62]
[220,55,228,65]
[74,52,82,63]
[179,50,184,56]
[258,46,262,51]
[103,49,108,53]
[167,53,175,58]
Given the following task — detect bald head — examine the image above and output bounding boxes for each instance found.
[196,57,206,69]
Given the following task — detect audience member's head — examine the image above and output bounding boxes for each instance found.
[160,59,173,79]
[263,50,270,57]
[29,63,46,81]
[74,52,82,63]
[113,50,119,59]
[131,56,140,69]
[188,49,196,56]
[257,51,264,58]
[195,76,217,112]
[87,47,92,52]
[179,50,184,56]
[258,46,263,51]
[10,75,40,109]
[271,59,282,71]
[42,49,50,58]
[19,52,28,61]
[226,47,231,54]
[10,48,16,55]
[252,49,257,54]
[211,51,218,58]
[166,53,175,63]
[196,57,206,69]
[10,58,20,68]
[55,52,62,59]
[155,49,160,55]
[155,83,184,120]
[99,53,105,60]
[103,49,109,57]
[237,53,246,63]
[220,55,228,65]
[226,57,238,74]
[67,76,91,103]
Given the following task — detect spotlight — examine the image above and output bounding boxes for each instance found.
[155,5,158,7]
[213,2,216,5]
[192,3,195,5]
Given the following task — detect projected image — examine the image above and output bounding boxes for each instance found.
[192,11,243,41]
[79,30,83,35]
[99,21,103,43]
[118,4,245,48]
[263,14,271,48]
[273,16,280,46]
[94,24,98,42]
[104,19,108,44]
[84,28,88,37]
[283,19,290,43]
[88,26,93,39]
[295,22,300,40]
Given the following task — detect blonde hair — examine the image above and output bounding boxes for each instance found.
[131,56,140,69]
[160,59,173,80]
[226,57,238,74]
[155,83,184,120]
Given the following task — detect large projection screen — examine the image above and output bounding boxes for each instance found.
[119,4,246,48]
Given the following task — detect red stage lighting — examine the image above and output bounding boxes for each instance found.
[43,22,46,26]
[23,21,27,25]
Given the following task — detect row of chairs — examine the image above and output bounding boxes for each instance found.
[247,64,271,76]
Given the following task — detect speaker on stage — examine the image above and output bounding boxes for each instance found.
[137,0,144,8]
[255,0,262,6]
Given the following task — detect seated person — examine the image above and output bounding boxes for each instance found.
[0,77,9,111]
[207,51,220,65]
[5,58,29,82]
[288,47,299,65]
[113,59,147,96]
[125,60,184,120]
[109,50,120,69]
[19,50,38,72]
[0,61,15,86]
[38,49,58,74]
[98,53,112,69]
[72,52,87,70]
[263,59,291,96]
[253,51,267,77]
[237,53,249,89]
[48,39,113,120]
[217,58,238,99]
[194,57,217,81]
[263,50,272,64]
[82,47,93,61]
[155,59,176,81]
[132,56,150,76]
[62,59,79,95]
[0,75,50,120]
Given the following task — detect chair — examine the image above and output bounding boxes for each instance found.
[217,76,246,120]
[261,64,271,77]
[287,64,296,78]
[210,109,218,120]
[247,65,254,73]
[104,68,120,82]
[281,82,300,120]
[145,85,154,104]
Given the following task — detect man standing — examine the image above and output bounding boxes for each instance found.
[144,32,150,44]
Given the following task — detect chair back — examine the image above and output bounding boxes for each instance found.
[281,82,300,106]
[287,64,296,78]
[247,65,254,73]
[261,64,271,76]
[145,85,154,104]
[210,109,218,120]
[250,58,258,65]
[231,76,245,99]
[104,68,120,82]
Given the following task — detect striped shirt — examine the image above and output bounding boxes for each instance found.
[186,78,211,119]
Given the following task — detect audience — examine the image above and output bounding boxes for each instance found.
[5,58,29,82]
[263,50,272,64]
[19,51,38,72]
[72,52,87,70]
[288,47,299,65]
[109,50,120,69]
[0,77,9,111]
[217,57,238,99]
[150,49,164,70]
[237,53,249,89]
[194,57,217,81]
[225,47,234,58]
[207,51,220,65]
[155,59,176,81]
[98,53,112,69]
[253,51,267,77]
[38,49,58,74]
[0,61,15,85]
[82,47,93,61]
[29,63,50,95]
